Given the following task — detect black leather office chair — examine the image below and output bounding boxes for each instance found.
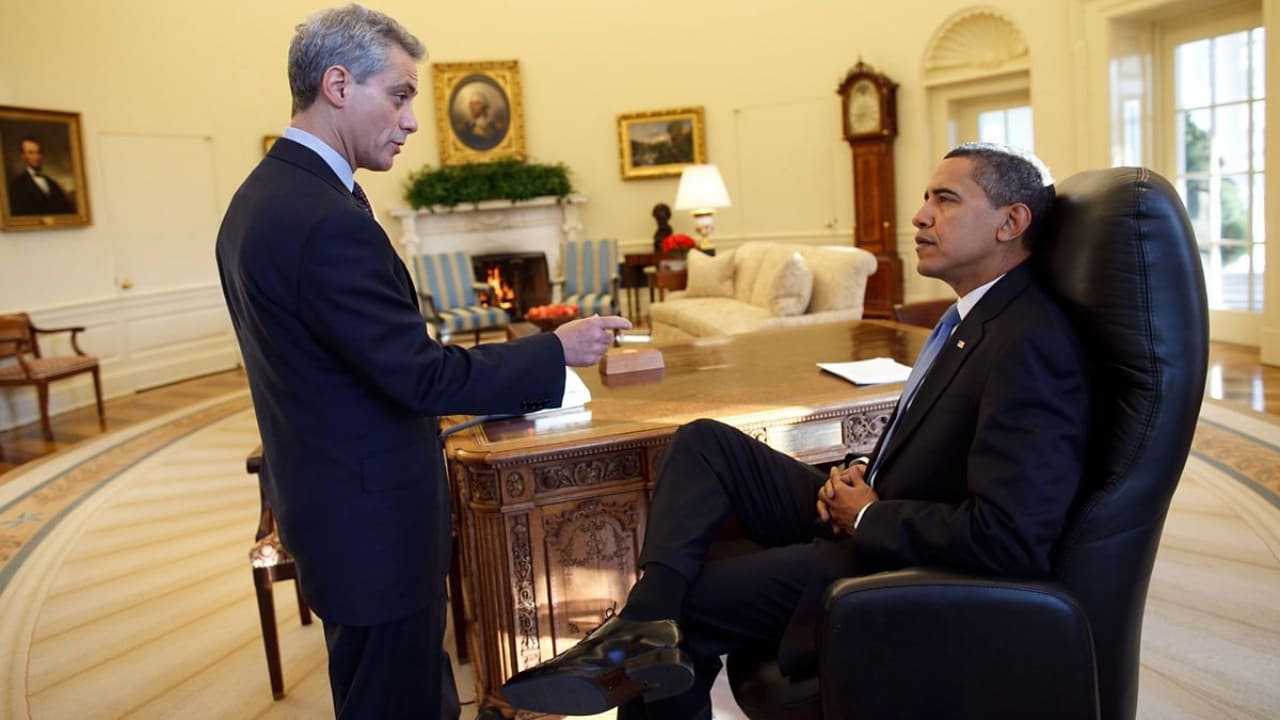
[726,167,1209,720]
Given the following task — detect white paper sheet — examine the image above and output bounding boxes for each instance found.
[818,357,912,385]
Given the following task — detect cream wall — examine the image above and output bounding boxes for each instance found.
[0,0,1084,300]
[0,0,1275,428]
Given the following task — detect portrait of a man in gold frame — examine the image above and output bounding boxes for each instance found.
[432,60,526,166]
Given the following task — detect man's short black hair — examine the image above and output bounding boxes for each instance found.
[944,142,1055,250]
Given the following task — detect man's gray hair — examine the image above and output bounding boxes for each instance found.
[288,4,426,114]
[944,142,1055,250]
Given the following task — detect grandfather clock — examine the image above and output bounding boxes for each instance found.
[838,61,901,319]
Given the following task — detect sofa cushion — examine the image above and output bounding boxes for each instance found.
[799,245,879,313]
[766,252,813,316]
[685,249,736,298]
[650,297,775,337]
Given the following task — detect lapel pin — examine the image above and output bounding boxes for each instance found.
[956,340,966,349]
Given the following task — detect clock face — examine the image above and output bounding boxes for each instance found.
[848,79,881,135]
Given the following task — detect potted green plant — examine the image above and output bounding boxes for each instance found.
[403,158,573,211]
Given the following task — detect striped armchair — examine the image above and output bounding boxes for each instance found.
[561,238,620,317]
[411,252,509,344]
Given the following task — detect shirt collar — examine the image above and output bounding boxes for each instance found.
[955,273,1005,320]
[282,127,355,191]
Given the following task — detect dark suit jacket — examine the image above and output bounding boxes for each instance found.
[8,170,74,215]
[853,262,1090,578]
[216,138,566,625]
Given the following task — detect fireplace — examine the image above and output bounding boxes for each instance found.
[391,195,587,312]
[473,252,551,320]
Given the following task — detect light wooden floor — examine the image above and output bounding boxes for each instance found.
[1,341,1278,719]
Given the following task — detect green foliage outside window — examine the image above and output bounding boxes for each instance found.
[1182,116,1249,256]
[403,159,573,211]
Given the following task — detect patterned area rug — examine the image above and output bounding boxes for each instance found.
[0,396,1276,718]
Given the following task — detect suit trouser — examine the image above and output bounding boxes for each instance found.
[322,591,460,720]
[620,419,866,719]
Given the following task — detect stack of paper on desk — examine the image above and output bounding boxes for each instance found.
[818,357,912,385]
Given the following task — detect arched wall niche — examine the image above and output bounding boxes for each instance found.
[923,6,1030,86]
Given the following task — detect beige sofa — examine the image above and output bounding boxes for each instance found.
[649,242,878,343]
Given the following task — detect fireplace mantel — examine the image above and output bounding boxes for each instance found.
[390,195,587,290]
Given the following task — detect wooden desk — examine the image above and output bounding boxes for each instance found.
[443,320,925,713]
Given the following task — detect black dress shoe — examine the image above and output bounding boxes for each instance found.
[499,615,694,715]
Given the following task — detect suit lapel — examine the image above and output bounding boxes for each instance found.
[877,263,1035,470]
[270,138,420,309]
[268,137,357,208]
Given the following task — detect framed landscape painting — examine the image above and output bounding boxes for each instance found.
[0,105,91,231]
[433,59,526,166]
[617,106,706,180]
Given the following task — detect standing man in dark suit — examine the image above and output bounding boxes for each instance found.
[7,137,74,215]
[216,5,629,718]
[501,143,1091,718]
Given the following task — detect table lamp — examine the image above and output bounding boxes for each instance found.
[674,164,731,250]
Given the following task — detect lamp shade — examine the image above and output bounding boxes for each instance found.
[674,164,732,212]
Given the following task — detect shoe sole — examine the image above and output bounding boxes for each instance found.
[626,647,696,704]
[501,647,695,715]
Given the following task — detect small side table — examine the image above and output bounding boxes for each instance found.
[622,253,663,323]
[652,267,688,301]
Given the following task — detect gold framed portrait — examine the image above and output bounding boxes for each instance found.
[0,105,91,231]
[432,60,526,166]
[617,106,706,180]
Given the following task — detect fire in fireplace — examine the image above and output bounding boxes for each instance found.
[472,252,551,320]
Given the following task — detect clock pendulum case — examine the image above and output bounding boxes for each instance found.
[837,60,901,319]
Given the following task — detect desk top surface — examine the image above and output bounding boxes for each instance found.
[445,320,926,458]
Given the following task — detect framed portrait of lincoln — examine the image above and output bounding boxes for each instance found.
[0,105,91,231]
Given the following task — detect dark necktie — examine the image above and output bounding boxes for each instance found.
[867,303,961,485]
[351,181,374,218]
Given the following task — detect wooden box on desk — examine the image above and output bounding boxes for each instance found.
[599,347,664,375]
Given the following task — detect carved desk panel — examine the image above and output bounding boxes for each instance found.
[442,320,924,714]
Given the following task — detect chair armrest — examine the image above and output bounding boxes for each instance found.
[417,291,444,323]
[30,323,86,335]
[820,568,1099,720]
[30,323,90,356]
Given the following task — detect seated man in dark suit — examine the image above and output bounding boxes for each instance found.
[501,142,1091,718]
[8,137,75,216]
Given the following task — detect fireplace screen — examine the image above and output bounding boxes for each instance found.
[472,252,551,320]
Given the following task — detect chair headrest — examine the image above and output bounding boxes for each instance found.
[1036,166,1208,540]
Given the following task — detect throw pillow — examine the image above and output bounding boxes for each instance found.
[769,252,813,316]
[684,249,735,298]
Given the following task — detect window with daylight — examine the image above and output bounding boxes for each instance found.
[1171,24,1265,312]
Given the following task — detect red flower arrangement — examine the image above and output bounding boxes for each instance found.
[661,233,698,256]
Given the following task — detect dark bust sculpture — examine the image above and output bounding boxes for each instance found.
[652,202,673,253]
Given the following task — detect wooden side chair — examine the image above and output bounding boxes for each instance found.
[891,298,954,329]
[246,447,313,700]
[0,312,103,440]
[561,238,621,317]
[412,251,509,344]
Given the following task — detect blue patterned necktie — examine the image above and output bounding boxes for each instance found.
[351,181,374,218]
[867,303,961,485]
